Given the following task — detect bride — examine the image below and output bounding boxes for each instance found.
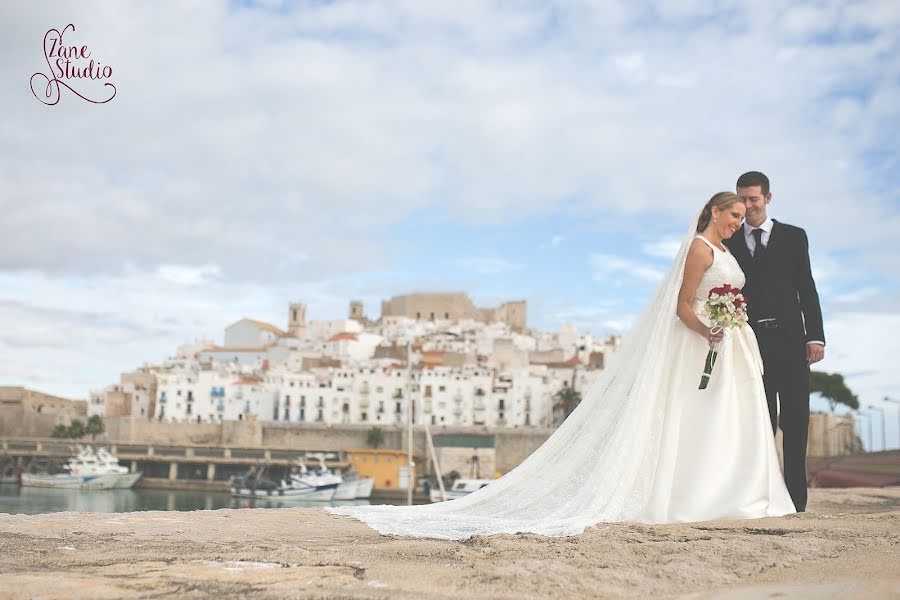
[330,192,795,539]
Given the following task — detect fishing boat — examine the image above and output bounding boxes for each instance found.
[429,478,494,502]
[229,464,338,501]
[21,446,142,490]
[302,455,374,500]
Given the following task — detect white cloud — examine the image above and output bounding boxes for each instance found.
[0,1,896,399]
[590,253,665,285]
[157,264,222,286]
[641,237,683,260]
[451,258,524,274]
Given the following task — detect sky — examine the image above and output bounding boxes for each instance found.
[1,1,898,450]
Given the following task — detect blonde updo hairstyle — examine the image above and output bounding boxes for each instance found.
[696,192,743,233]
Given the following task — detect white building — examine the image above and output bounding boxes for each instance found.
[225,319,289,347]
[118,300,618,429]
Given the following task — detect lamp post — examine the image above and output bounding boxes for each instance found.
[867,405,886,452]
[884,397,900,450]
[406,341,416,506]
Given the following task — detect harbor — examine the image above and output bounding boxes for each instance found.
[1,487,897,599]
[0,483,387,516]
[0,436,442,509]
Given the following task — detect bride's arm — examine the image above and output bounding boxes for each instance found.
[676,239,722,347]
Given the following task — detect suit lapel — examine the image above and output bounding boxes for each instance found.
[766,220,781,256]
[730,224,752,266]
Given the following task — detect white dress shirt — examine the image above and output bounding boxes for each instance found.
[744,217,773,255]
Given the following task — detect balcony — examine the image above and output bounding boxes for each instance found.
[358,398,370,408]
[453,407,463,416]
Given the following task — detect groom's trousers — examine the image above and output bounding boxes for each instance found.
[755,327,811,512]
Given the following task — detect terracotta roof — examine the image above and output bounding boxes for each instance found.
[420,350,445,366]
[544,354,580,369]
[246,319,288,337]
[327,332,359,342]
[202,343,276,353]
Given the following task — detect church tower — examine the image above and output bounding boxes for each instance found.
[288,302,307,338]
[349,300,365,322]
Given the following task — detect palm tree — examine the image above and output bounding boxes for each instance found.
[553,386,582,424]
[86,415,105,440]
[66,419,86,439]
[367,426,385,449]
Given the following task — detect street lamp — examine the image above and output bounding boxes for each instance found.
[867,405,886,452]
[884,397,900,450]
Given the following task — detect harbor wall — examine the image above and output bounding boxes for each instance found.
[41,416,554,477]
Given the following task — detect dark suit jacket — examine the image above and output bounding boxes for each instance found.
[724,220,825,354]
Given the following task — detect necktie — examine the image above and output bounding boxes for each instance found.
[752,228,765,259]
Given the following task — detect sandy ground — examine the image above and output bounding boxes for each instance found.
[0,488,898,600]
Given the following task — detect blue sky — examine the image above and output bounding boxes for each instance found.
[1,0,898,449]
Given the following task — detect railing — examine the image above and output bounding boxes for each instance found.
[0,437,348,468]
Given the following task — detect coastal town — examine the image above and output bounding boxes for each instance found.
[84,292,618,430]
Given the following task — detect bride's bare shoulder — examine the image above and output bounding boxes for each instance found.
[685,238,714,268]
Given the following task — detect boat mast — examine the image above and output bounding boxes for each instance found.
[406,341,414,506]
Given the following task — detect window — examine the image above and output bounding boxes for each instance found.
[438,385,446,392]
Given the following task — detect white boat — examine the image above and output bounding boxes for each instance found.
[21,446,142,490]
[21,472,120,489]
[354,476,374,499]
[94,447,143,488]
[288,459,344,501]
[430,478,494,502]
[304,455,374,500]
[230,463,338,501]
[230,478,339,501]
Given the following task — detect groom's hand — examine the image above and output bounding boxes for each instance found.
[806,343,825,365]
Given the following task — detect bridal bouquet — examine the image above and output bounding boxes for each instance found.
[698,284,748,390]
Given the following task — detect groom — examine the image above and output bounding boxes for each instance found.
[724,171,825,513]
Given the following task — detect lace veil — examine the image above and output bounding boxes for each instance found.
[328,210,703,539]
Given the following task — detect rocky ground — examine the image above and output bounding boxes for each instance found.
[1,487,898,599]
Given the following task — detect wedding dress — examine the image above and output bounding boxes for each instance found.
[329,215,795,540]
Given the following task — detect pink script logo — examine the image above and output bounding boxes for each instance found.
[30,24,117,106]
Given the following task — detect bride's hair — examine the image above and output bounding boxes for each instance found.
[696,192,743,233]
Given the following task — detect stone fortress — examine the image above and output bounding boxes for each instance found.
[379,293,527,333]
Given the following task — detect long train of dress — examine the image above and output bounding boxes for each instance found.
[329,230,795,539]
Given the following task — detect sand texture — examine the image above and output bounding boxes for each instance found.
[0,487,898,599]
